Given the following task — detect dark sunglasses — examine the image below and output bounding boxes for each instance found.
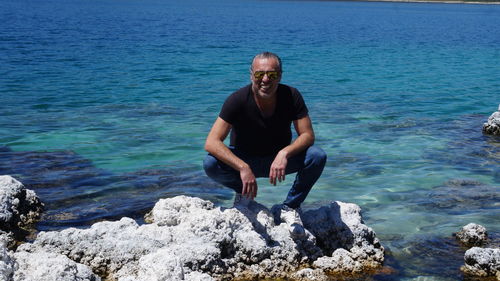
[253,71,280,80]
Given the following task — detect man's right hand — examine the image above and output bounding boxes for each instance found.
[240,166,257,200]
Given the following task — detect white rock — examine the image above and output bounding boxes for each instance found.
[455,223,488,246]
[483,104,500,135]
[0,175,43,247]
[461,247,500,278]
[12,250,101,281]
[0,238,14,281]
[16,195,384,280]
[303,201,385,272]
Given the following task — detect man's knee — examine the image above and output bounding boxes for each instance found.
[203,154,219,178]
[307,146,327,167]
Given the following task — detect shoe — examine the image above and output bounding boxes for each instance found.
[233,193,252,208]
[280,205,306,239]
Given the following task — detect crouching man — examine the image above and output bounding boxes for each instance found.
[203,52,326,239]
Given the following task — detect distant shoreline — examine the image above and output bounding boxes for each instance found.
[365,0,500,4]
[316,0,500,4]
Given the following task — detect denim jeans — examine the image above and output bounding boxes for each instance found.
[203,145,326,209]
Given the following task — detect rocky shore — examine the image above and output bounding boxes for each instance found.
[1,175,386,281]
[2,174,499,280]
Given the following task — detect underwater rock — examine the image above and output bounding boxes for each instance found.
[413,179,498,215]
[15,195,384,281]
[455,223,488,247]
[0,148,223,230]
[483,104,500,136]
[0,176,44,247]
[461,247,500,278]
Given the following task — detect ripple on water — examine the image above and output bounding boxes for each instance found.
[382,231,500,281]
[0,147,227,231]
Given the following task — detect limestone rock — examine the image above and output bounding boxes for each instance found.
[0,238,14,281]
[303,202,385,273]
[455,223,488,246]
[12,250,101,281]
[482,104,500,135]
[461,247,500,278]
[0,175,44,247]
[2,237,99,281]
[17,195,384,280]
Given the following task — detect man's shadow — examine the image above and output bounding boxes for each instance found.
[222,201,278,246]
[302,201,355,256]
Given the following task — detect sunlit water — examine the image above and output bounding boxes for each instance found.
[1,0,499,279]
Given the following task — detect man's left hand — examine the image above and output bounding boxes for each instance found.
[270,150,288,185]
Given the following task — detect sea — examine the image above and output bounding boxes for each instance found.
[0,0,499,279]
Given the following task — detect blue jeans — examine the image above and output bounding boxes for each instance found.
[203,146,326,209]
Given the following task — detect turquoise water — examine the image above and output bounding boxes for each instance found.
[1,0,499,279]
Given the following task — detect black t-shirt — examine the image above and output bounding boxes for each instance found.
[219,84,309,156]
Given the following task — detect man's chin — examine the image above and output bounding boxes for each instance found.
[257,90,275,99]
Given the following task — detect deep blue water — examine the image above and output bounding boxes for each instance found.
[1,0,499,279]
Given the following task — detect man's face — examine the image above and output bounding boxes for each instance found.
[250,57,281,100]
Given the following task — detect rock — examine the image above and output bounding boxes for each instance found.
[302,202,384,273]
[12,250,101,281]
[16,195,384,280]
[0,176,44,247]
[461,247,500,278]
[483,104,500,135]
[292,268,329,281]
[455,223,488,246]
[0,238,14,281]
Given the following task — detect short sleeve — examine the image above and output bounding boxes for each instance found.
[219,86,248,125]
[291,88,309,120]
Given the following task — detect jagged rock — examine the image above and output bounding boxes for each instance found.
[17,195,384,280]
[483,104,500,135]
[12,250,101,281]
[461,247,500,278]
[302,202,384,273]
[0,238,14,281]
[0,176,44,247]
[292,268,329,281]
[455,223,488,246]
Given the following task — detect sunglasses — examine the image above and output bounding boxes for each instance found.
[253,71,280,80]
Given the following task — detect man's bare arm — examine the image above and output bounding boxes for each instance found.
[269,115,315,185]
[205,117,258,199]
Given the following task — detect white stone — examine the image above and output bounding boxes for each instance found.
[461,247,500,278]
[12,250,100,281]
[0,175,44,248]
[14,195,384,280]
[483,104,500,135]
[455,223,488,246]
[0,238,14,281]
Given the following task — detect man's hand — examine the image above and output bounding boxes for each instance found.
[270,150,288,186]
[240,166,258,199]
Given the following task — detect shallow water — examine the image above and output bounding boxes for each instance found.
[1,0,499,279]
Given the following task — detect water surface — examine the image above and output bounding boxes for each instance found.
[1,0,499,279]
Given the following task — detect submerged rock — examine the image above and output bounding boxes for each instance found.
[483,104,500,136]
[455,223,488,246]
[15,195,384,281]
[461,247,500,279]
[0,148,224,230]
[0,175,44,247]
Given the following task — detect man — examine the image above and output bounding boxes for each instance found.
[203,52,326,238]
